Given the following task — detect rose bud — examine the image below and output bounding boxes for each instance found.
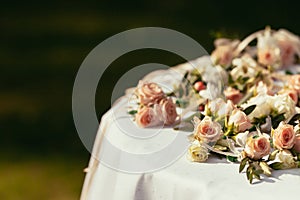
[194,81,206,91]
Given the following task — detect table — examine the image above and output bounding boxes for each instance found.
[80,57,300,200]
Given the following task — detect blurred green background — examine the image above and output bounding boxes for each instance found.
[1,0,299,199]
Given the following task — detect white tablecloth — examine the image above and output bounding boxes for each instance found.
[80,57,300,200]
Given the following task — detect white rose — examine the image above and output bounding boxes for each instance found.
[275,150,298,169]
[270,94,296,121]
[242,91,296,122]
[207,98,233,117]
[241,94,272,121]
[199,82,222,100]
[187,140,208,162]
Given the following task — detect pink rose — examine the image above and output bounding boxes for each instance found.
[224,87,243,104]
[135,107,160,128]
[273,122,296,150]
[228,109,252,132]
[137,81,165,106]
[160,98,178,125]
[194,116,223,143]
[244,135,271,160]
[293,135,300,153]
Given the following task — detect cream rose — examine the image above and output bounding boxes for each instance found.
[224,87,243,104]
[187,140,208,162]
[136,81,165,106]
[275,150,298,169]
[194,116,223,143]
[160,98,178,125]
[244,135,271,160]
[273,122,296,150]
[228,109,252,132]
[135,107,160,128]
[293,135,300,153]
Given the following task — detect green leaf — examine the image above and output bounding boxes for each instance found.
[128,110,137,115]
[252,135,259,139]
[260,162,272,176]
[271,113,285,129]
[254,169,264,175]
[247,166,254,184]
[270,162,283,170]
[175,99,189,108]
[214,145,228,151]
[239,157,249,173]
[243,105,256,115]
[253,173,260,180]
[268,150,279,161]
[227,155,238,163]
[173,122,194,132]
[288,114,300,126]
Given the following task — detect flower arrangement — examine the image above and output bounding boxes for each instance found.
[130,27,300,183]
[130,81,179,128]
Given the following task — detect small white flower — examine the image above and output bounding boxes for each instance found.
[231,55,258,81]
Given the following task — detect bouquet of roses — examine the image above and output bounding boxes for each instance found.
[130,27,300,183]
